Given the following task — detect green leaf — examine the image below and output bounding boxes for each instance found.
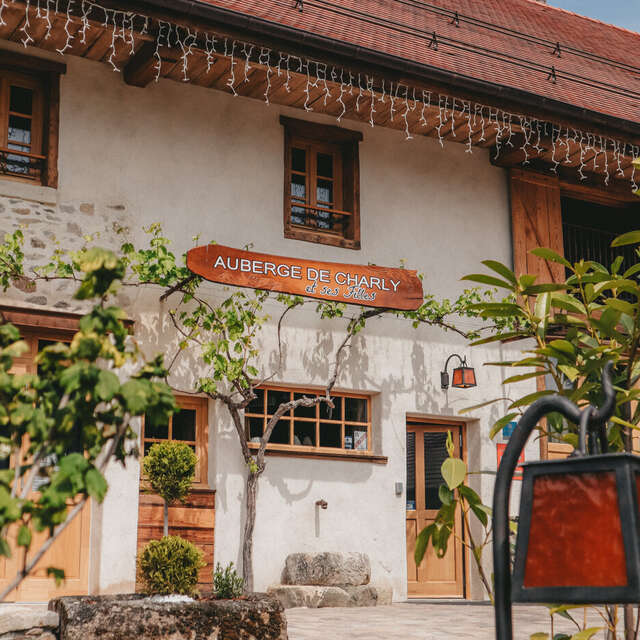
[534,292,550,340]
[551,293,586,315]
[95,370,120,402]
[469,502,489,527]
[119,379,149,414]
[85,468,108,502]
[610,415,640,431]
[502,371,547,385]
[530,247,572,269]
[611,230,640,247]
[558,365,579,382]
[46,567,65,586]
[438,484,454,506]
[481,260,517,284]
[461,397,510,414]
[605,298,636,317]
[469,331,527,346]
[509,390,556,409]
[458,484,481,505]
[414,524,435,565]
[0,537,11,558]
[461,274,513,289]
[441,457,467,490]
[17,524,31,548]
[547,605,589,616]
[530,633,549,640]
[489,413,519,440]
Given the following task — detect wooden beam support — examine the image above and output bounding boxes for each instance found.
[123,41,158,87]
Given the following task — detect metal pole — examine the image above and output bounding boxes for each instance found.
[493,362,615,640]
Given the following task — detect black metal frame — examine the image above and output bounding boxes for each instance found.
[512,453,640,603]
[492,362,617,640]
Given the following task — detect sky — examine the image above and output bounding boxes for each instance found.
[549,1,640,33]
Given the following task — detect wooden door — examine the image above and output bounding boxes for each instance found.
[0,333,91,602]
[406,422,465,598]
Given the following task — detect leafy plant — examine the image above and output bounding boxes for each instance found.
[137,535,205,596]
[213,561,244,599]
[0,247,176,601]
[143,441,197,536]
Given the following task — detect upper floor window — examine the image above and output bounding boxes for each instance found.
[281,116,362,250]
[245,386,371,453]
[561,196,640,274]
[0,52,65,188]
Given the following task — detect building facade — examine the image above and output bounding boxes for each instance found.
[0,0,638,602]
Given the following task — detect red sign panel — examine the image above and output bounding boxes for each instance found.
[497,443,525,480]
[186,244,424,311]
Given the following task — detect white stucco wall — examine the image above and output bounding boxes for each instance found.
[0,42,540,601]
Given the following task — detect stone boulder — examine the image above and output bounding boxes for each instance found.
[49,593,287,640]
[268,583,392,609]
[282,552,370,587]
[0,606,58,640]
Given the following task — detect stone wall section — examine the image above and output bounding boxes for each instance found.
[0,193,132,311]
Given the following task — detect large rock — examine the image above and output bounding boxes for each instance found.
[283,552,370,587]
[0,606,58,640]
[49,593,287,640]
[268,583,392,609]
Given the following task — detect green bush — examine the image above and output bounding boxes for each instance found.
[138,535,205,596]
[142,440,197,504]
[213,562,244,599]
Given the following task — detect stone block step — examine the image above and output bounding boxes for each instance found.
[268,584,392,609]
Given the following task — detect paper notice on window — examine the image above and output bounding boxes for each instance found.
[354,430,367,451]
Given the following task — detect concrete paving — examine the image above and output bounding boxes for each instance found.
[286,602,613,640]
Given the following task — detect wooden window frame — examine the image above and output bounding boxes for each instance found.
[281,116,362,250]
[0,50,65,188]
[244,384,385,462]
[141,394,209,488]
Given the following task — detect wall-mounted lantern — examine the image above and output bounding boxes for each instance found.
[441,354,477,390]
[492,363,636,640]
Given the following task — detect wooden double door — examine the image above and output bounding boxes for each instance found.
[406,422,465,598]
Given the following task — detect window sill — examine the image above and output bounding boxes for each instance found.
[248,442,387,464]
[285,226,361,250]
[0,176,57,204]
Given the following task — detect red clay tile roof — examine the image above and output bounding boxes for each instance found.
[196,0,640,130]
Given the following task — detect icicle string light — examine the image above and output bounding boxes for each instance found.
[7,0,639,191]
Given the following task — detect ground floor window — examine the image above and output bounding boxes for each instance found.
[142,395,209,486]
[244,386,371,453]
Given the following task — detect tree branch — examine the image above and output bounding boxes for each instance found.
[159,275,197,302]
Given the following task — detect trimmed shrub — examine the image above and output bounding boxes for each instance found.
[213,562,244,599]
[138,535,205,596]
[142,440,197,505]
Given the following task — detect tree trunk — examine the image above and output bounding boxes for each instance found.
[242,469,259,594]
[624,605,635,640]
[163,500,169,537]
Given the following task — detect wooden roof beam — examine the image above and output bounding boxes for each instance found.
[123,41,158,87]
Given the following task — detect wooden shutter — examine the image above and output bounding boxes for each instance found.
[510,168,564,282]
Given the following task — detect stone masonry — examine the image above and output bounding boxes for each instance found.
[0,193,132,311]
[268,553,392,609]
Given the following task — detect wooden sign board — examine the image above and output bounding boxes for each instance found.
[186,244,424,311]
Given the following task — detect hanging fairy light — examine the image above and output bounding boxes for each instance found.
[6,0,638,192]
